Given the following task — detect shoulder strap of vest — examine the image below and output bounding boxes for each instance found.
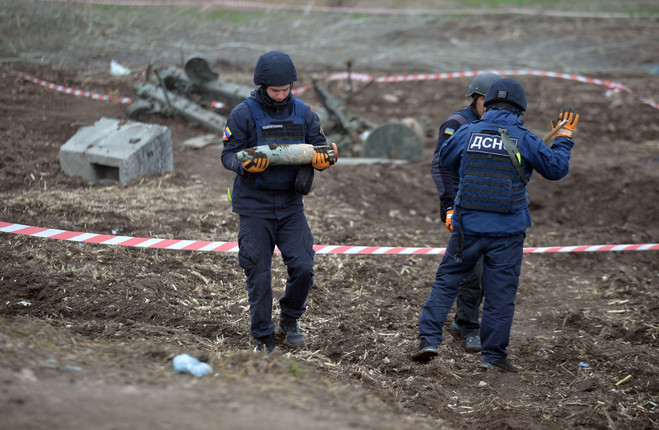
[244,98,265,120]
[460,106,480,124]
[447,112,468,126]
[291,97,306,119]
[498,128,528,185]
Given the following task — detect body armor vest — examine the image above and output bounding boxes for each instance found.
[457,129,529,213]
[245,98,306,190]
[449,106,479,126]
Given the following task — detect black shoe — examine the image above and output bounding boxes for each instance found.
[254,333,276,354]
[411,339,439,362]
[278,316,305,347]
[462,333,482,353]
[450,321,481,352]
[480,357,519,373]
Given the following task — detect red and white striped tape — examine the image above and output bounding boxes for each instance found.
[2,222,657,255]
[326,70,633,92]
[3,63,656,111]
[0,64,227,109]
[0,64,134,104]
[314,70,659,111]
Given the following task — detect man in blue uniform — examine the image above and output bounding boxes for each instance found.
[412,78,579,372]
[221,51,335,354]
[431,72,500,353]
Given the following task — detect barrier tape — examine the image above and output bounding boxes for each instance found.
[0,64,229,110]
[2,222,657,255]
[311,70,659,111]
[37,0,652,19]
[4,63,656,112]
[324,70,634,92]
[0,64,133,104]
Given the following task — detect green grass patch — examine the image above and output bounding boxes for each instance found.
[47,1,659,24]
[288,360,304,377]
[197,8,271,23]
[87,3,285,24]
[447,0,658,14]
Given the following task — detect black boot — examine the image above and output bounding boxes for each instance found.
[450,321,481,353]
[480,357,519,373]
[278,315,305,347]
[411,339,439,362]
[254,333,276,354]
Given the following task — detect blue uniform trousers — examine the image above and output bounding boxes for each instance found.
[453,255,484,335]
[418,231,524,362]
[238,212,315,339]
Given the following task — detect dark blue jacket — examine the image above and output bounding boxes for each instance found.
[431,105,480,219]
[439,109,573,235]
[221,87,327,219]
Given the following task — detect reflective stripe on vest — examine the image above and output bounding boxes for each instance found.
[245,98,306,190]
[457,131,529,213]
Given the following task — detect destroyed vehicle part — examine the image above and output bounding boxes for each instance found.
[141,61,252,111]
[161,67,195,95]
[312,78,359,135]
[182,56,252,108]
[194,79,253,109]
[125,98,155,120]
[185,55,218,83]
[126,81,226,134]
[311,78,375,157]
[362,122,423,160]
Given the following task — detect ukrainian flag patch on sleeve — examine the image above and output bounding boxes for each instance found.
[222,126,232,141]
[444,127,455,136]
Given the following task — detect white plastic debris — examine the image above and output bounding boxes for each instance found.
[172,353,212,377]
[110,60,131,76]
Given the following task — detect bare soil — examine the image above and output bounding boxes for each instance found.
[1,1,658,429]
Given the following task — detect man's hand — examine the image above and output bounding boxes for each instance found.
[552,108,579,139]
[445,209,454,232]
[312,151,331,170]
[243,153,270,173]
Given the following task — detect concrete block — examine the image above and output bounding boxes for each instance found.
[59,118,173,184]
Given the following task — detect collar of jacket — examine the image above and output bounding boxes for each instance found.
[251,86,293,113]
[482,108,524,126]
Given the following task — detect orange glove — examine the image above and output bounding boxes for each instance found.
[445,209,454,232]
[552,108,579,139]
[243,153,270,173]
[312,151,331,170]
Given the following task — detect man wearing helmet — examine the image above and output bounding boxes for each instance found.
[413,78,579,372]
[430,72,500,353]
[221,51,336,354]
